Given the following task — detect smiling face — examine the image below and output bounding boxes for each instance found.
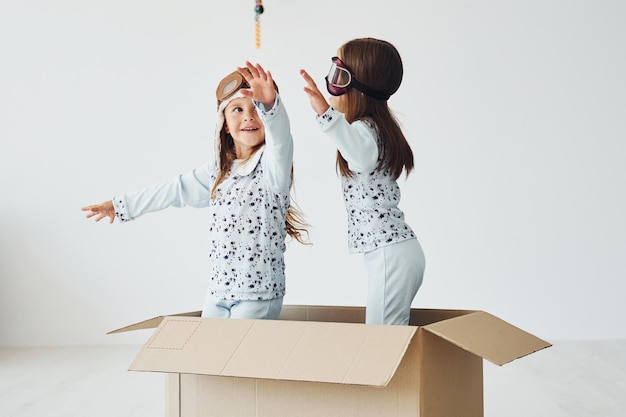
[223,97,265,159]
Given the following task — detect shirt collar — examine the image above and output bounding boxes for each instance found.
[234,145,265,176]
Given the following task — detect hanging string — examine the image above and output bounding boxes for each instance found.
[255,0,264,49]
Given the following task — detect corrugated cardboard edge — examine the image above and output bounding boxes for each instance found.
[106,305,475,334]
[106,305,362,334]
[107,311,202,334]
[423,311,552,366]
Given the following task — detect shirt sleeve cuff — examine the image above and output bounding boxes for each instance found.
[316,107,340,130]
[112,196,131,223]
[254,94,280,120]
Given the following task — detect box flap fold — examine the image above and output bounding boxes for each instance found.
[107,311,202,334]
[423,311,551,365]
[129,316,417,387]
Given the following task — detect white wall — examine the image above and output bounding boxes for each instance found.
[1,0,624,346]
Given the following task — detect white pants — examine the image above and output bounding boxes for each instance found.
[363,238,425,325]
[201,295,283,320]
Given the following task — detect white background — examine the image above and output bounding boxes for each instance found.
[1,0,624,346]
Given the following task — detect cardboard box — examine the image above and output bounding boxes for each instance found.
[110,305,551,417]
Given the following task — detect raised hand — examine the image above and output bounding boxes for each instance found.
[237,61,276,109]
[300,69,330,116]
[81,200,116,224]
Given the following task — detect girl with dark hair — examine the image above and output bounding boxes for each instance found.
[301,38,425,325]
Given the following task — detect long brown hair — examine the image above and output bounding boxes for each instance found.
[211,77,310,244]
[335,38,414,181]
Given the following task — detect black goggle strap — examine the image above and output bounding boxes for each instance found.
[329,58,390,101]
[351,78,390,101]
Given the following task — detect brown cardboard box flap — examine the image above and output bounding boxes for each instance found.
[107,311,202,334]
[107,305,362,334]
[423,311,552,365]
[128,316,417,387]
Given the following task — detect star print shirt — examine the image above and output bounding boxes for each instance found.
[316,107,416,254]
[112,95,293,301]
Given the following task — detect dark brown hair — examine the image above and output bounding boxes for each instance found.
[336,38,414,180]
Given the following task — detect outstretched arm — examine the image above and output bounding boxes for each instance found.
[300,69,378,173]
[80,163,214,225]
[81,200,116,224]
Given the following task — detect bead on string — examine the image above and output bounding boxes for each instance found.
[254,0,264,49]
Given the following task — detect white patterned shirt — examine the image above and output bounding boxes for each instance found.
[113,95,293,300]
[317,107,416,253]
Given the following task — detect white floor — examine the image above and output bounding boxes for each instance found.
[1,340,625,417]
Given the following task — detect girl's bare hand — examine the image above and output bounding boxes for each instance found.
[81,200,116,224]
[300,69,330,116]
[238,61,276,109]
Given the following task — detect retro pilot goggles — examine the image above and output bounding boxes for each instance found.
[325,57,390,101]
[216,71,250,104]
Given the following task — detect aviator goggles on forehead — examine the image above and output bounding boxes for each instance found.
[325,57,390,101]
[216,71,250,103]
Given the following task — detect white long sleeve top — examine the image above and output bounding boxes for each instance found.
[113,95,293,301]
[317,107,415,253]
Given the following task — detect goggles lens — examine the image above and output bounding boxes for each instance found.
[216,71,248,103]
[323,56,391,101]
[325,57,352,96]
[328,62,351,87]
